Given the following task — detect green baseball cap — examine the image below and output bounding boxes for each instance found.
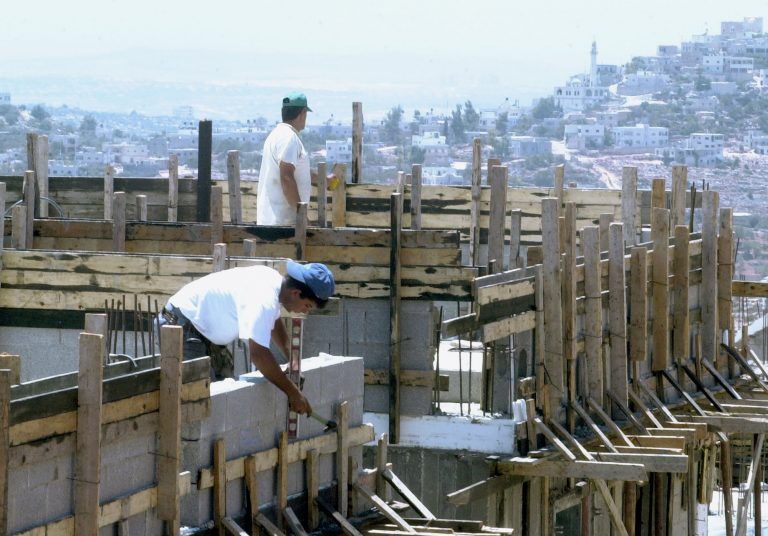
[282,91,312,112]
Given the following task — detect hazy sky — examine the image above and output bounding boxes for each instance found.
[1,1,766,120]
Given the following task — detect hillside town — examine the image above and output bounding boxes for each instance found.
[2,17,768,275]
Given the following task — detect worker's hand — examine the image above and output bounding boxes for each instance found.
[288,391,312,416]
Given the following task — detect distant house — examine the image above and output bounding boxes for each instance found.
[554,42,612,112]
[325,139,352,165]
[618,71,671,96]
[412,131,450,165]
[656,133,724,167]
[507,136,551,158]
[721,17,763,38]
[745,130,768,154]
[0,93,10,106]
[563,123,604,150]
[610,124,668,149]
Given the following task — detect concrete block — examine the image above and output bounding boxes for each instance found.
[364,385,430,415]
[348,342,389,368]
[226,479,246,517]
[288,459,305,496]
[224,380,260,432]
[8,478,46,533]
[101,434,151,465]
[27,458,58,488]
[46,477,72,521]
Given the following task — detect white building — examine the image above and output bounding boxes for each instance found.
[745,130,768,154]
[554,42,612,112]
[102,142,149,165]
[0,93,10,105]
[721,17,763,38]
[412,131,450,165]
[507,136,551,157]
[618,71,671,95]
[656,133,724,167]
[325,139,352,164]
[610,124,669,149]
[563,124,605,150]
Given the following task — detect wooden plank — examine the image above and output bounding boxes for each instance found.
[592,452,688,473]
[701,191,719,369]
[670,165,687,228]
[469,138,482,267]
[104,165,115,220]
[284,506,309,536]
[390,193,402,443]
[214,438,226,536]
[256,513,287,536]
[609,223,628,417]
[74,332,103,536]
[534,418,577,461]
[629,247,647,365]
[681,415,768,434]
[316,496,364,536]
[352,102,363,184]
[112,191,126,252]
[157,325,183,526]
[0,355,20,386]
[382,468,436,519]
[736,433,765,536]
[445,474,525,506]
[353,483,416,533]
[563,203,578,433]
[317,162,328,228]
[295,203,308,260]
[363,369,448,391]
[621,166,638,245]
[11,197,26,249]
[570,401,618,452]
[337,402,349,516]
[672,225,690,365]
[732,280,768,298]
[223,516,250,536]
[278,430,288,528]
[497,457,647,481]
[651,208,669,372]
[554,164,564,211]
[581,226,604,407]
[541,198,564,407]
[23,170,34,248]
[168,155,179,222]
[587,397,633,447]
[307,449,319,529]
[0,370,9,535]
[226,151,242,224]
[211,185,224,246]
[136,194,148,221]
[410,164,422,230]
[332,163,347,228]
[245,455,259,535]
[487,166,508,270]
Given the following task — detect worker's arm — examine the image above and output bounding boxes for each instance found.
[278,161,300,207]
[271,317,291,361]
[249,338,311,415]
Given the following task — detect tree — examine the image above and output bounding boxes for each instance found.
[463,100,480,131]
[31,105,50,122]
[495,112,509,135]
[451,104,465,143]
[80,115,97,134]
[383,105,404,145]
[531,97,561,120]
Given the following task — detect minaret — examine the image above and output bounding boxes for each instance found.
[590,41,598,87]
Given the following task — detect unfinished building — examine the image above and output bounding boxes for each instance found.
[1,110,768,536]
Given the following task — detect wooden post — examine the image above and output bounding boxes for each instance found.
[599,213,613,252]
[376,434,390,500]
[243,239,257,257]
[25,134,41,218]
[721,439,734,536]
[719,208,735,376]
[488,166,508,270]
[84,313,108,366]
[332,163,347,228]
[629,247,648,379]
[671,165,687,229]
[317,162,328,228]
[701,191,720,369]
[278,431,288,529]
[389,193,403,443]
[306,449,319,529]
[623,481,636,536]
[112,191,126,252]
[295,203,308,260]
[31,134,49,218]
[651,178,666,209]
[0,182,5,255]
[197,119,213,222]
[410,164,422,230]
[214,438,226,536]
[672,225,690,368]
[23,170,34,248]
[469,138,482,268]
[352,102,363,184]
[563,202,577,431]
[337,401,349,516]
[227,150,243,224]
[487,158,501,185]
[583,226,604,407]
[651,208,670,373]
[213,243,227,272]
[554,164,565,211]
[104,165,115,220]
[0,356,19,386]
[168,154,179,222]
[509,209,522,269]
[0,370,9,535]
[541,198,564,410]
[621,166,638,246]
[158,325,183,534]
[211,185,223,246]
[136,194,148,221]
[609,223,628,418]
[75,332,104,535]
[244,455,259,533]
[11,205,26,249]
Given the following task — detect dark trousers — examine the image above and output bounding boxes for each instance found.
[163,305,234,380]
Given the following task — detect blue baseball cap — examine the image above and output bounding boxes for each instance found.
[287,261,335,300]
[282,91,312,112]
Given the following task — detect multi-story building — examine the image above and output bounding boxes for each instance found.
[554,42,612,112]
[563,123,604,150]
[325,139,352,165]
[507,136,551,158]
[0,93,10,105]
[412,131,450,165]
[721,17,763,38]
[656,133,724,167]
[618,71,671,95]
[610,124,669,149]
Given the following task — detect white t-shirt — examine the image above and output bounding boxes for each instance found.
[167,266,283,347]
[257,123,311,225]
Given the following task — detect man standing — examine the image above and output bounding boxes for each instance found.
[257,91,314,226]
[163,260,335,415]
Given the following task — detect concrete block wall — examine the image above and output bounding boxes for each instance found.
[6,354,364,534]
[303,299,437,415]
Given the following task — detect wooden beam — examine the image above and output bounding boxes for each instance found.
[651,208,669,372]
[571,401,619,453]
[587,397,633,447]
[701,191,719,369]
[103,165,115,220]
[352,102,363,184]
[541,198,564,406]
[469,138,482,268]
[223,516,249,536]
[214,439,227,536]
[354,483,416,533]
[306,449,319,530]
[284,507,309,536]
[609,223,628,417]
[672,225,690,365]
[410,164,422,230]
[157,325,183,528]
[112,191,126,252]
[337,401,349,516]
[197,120,213,222]
[736,433,765,536]
[0,370,9,535]
[317,162,328,228]
[591,452,688,473]
[245,455,259,535]
[389,193,402,443]
[488,166,508,270]
[211,185,224,246]
[168,155,179,222]
[621,166,638,245]
[226,150,242,224]
[382,468,435,519]
[446,474,525,507]
[316,496,364,536]
[681,415,768,434]
[278,431,288,528]
[256,513,287,536]
[497,457,647,481]
[332,163,347,228]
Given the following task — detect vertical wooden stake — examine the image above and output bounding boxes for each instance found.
[563,203,577,432]
[410,164,422,230]
[317,162,328,228]
[672,226,690,368]
[112,191,126,252]
[75,332,103,536]
[376,433,390,500]
[541,198,564,410]
[0,356,19,386]
[337,401,349,516]
[389,193,403,443]
[721,439,734,536]
[136,194,148,221]
[509,209,522,269]
[23,170,35,248]
[0,182,5,257]
[629,247,648,376]
[227,150,242,224]
[211,185,223,246]
[623,481,636,536]
[0,370,9,536]
[84,313,108,366]
[295,203,308,260]
[104,165,115,220]
[469,138,482,268]
[307,449,319,530]
[651,208,670,373]
[488,166,508,270]
[35,135,49,218]
[213,243,227,272]
[599,213,613,252]
[352,102,363,184]
[719,208,735,376]
[243,239,257,257]
[332,163,347,228]
[608,223,628,418]
[701,191,720,369]
[168,154,179,222]
[621,166,638,246]
[278,431,288,529]
[25,134,41,218]
[651,178,666,209]
[553,164,565,212]
[197,119,213,222]
[534,266,547,416]
[245,455,259,535]
[582,227,604,407]
[670,165,688,229]
[11,204,26,249]
[214,438,226,536]
[158,325,182,533]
